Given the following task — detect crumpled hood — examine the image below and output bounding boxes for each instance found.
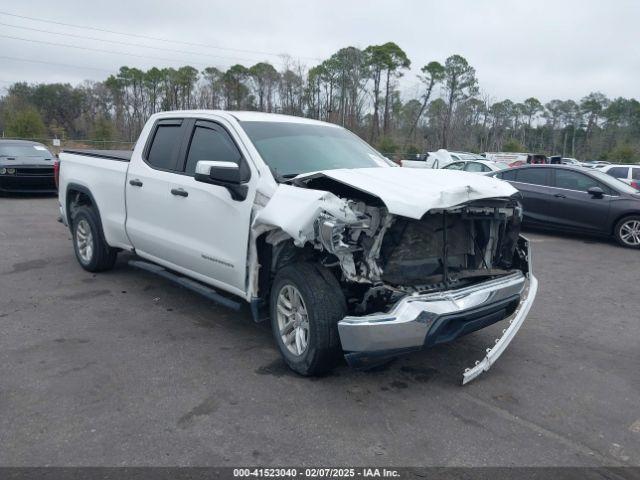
[298,167,518,219]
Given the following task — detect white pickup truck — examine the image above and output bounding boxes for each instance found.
[58,111,537,383]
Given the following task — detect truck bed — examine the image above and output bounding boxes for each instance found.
[61,149,132,162]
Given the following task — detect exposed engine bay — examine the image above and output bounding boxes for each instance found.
[314,197,525,315]
[251,169,528,317]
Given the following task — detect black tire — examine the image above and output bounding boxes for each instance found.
[269,262,347,376]
[72,206,117,271]
[614,215,640,249]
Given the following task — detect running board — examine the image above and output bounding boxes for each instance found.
[128,260,242,311]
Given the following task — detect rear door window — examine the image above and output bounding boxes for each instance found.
[445,162,465,170]
[515,168,551,186]
[632,168,640,180]
[497,169,517,181]
[146,120,184,171]
[465,162,486,172]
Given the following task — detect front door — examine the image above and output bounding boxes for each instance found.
[547,169,612,233]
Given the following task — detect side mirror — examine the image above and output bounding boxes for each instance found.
[587,186,604,198]
[194,160,247,201]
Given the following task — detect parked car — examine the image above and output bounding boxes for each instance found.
[401,150,486,169]
[581,160,611,169]
[489,165,640,248]
[0,140,57,194]
[59,111,538,383]
[560,157,581,166]
[599,164,640,191]
[484,152,528,167]
[449,151,486,162]
[484,152,548,167]
[442,159,508,173]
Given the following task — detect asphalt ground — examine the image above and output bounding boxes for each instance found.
[0,196,638,466]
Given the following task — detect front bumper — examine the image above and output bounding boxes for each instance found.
[0,169,56,193]
[338,264,537,383]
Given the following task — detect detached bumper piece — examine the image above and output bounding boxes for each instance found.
[338,270,537,383]
[461,274,538,384]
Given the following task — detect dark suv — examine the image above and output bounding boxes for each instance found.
[489,165,640,248]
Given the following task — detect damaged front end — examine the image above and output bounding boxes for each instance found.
[251,169,537,384]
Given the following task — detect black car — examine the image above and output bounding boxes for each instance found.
[0,140,57,194]
[489,165,640,248]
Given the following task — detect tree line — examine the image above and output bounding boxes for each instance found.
[1,42,638,162]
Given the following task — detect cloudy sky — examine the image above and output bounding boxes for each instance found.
[0,0,638,103]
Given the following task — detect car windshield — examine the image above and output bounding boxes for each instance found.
[589,170,639,194]
[493,163,508,170]
[241,121,388,177]
[0,144,53,158]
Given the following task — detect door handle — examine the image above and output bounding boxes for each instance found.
[554,193,566,198]
[171,188,188,197]
[129,179,143,187]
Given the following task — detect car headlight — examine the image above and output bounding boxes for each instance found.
[6,168,16,174]
[0,168,6,174]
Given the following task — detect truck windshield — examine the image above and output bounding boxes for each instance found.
[240,121,388,178]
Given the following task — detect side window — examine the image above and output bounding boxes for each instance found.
[632,168,640,180]
[498,169,517,181]
[465,162,485,172]
[445,162,465,170]
[147,121,184,171]
[184,123,242,176]
[607,167,629,178]
[555,169,604,192]
[515,168,550,186]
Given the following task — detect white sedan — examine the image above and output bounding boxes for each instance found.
[442,159,509,173]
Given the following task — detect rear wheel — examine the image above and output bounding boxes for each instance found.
[72,206,117,271]
[614,216,640,249]
[269,263,347,376]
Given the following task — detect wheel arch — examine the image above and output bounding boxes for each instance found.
[610,211,640,236]
[65,183,107,239]
[254,231,317,302]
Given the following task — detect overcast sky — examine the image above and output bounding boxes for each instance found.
[0,0,638,103]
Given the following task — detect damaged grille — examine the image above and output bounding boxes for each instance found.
[313,197,523,296]
[379,202,522,290]
[380,214,473,285]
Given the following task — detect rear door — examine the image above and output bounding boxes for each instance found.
[548,169,612,232]
[506,167,556,225]
[125,118,189,263]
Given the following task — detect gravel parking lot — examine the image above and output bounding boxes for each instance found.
[1,196,638,467]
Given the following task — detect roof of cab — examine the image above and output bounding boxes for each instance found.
[152,110,339,127]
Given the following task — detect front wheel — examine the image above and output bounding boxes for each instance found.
[614,216,640,249]
[269,263,347,376]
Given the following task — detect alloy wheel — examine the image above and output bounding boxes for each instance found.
[276,284,310,356]
[75,219,94,263]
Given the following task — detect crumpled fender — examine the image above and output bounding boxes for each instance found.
[252,184,358,246]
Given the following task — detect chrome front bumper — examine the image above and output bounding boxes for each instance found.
[337,267,537,384]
